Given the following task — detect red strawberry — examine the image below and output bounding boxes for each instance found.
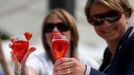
[24,32,33,40]
[50,31,62,40]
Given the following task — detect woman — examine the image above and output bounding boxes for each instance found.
[10,8,98,75]
[53,0,134,75]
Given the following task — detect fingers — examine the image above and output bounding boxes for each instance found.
[9,35,36,64]
[22,47,36,63]
[53,58,76,75]
[10,51,19,66]
[55,58,72,66]
[9,42,13,49]
[28,47,36,52]
[54,58,73,70]
[9,36,19,63]
[10,36,17,43]
[10,51,17,62]
[9,36,17,49]
[10,51,14,61]
[26,47,36,57]
[53,68,72,75]
[53,58,86,75]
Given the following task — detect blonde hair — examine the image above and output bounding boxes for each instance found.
[99,0,131,12]
[85,0,133,23]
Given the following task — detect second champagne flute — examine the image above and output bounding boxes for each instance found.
[51,31,69,60]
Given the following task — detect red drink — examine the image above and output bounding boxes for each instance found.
[12,40,29,64]
[52,39,69,59]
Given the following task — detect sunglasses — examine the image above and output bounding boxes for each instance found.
[43,22,70,33]
[88,10,123,26]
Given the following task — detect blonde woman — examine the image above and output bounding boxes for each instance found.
[53,0,134,75]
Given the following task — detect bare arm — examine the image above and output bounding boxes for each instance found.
[0,40,11,75]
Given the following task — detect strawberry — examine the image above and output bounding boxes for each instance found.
[24,32,33,40]
[50,31,62,40]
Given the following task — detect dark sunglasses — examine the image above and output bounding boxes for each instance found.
[88,10,123,26]
[43,22,70,33]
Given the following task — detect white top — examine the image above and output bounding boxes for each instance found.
[26,51,99,75]
[26,52,53,75]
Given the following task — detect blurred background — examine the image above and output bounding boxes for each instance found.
[0,0,134,75]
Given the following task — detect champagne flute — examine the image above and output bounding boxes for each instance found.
[12,39,29,75]
[10,32,32,75]
[51,32,69,60]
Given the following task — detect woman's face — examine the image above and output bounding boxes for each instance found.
[89,3,129,42]
[44,15,71,49]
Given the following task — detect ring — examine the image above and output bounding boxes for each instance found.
[67,68,71,74]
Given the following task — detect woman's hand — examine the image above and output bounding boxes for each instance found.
[9,36,36,65]
[53,58,86,75]
[9,36,36,75]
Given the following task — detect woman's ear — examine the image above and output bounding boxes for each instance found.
[124,12,129,19]
[122,12,129,24]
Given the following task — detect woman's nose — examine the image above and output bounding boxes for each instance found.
[53,27,60,32]
[101,20,111,27]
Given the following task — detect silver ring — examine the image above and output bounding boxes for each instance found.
[67,68,71,74]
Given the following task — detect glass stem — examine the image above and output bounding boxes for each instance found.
[18,64,22,75]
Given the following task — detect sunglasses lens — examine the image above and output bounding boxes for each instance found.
[43,24,54,33]
[57,23,70,32]
[106,11,121,22]
[89,17,104,26]
[89,10,121,26]
[44,23,70,33]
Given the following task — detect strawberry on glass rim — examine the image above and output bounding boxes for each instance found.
[50,31,62,41]
[24,32,33,40]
